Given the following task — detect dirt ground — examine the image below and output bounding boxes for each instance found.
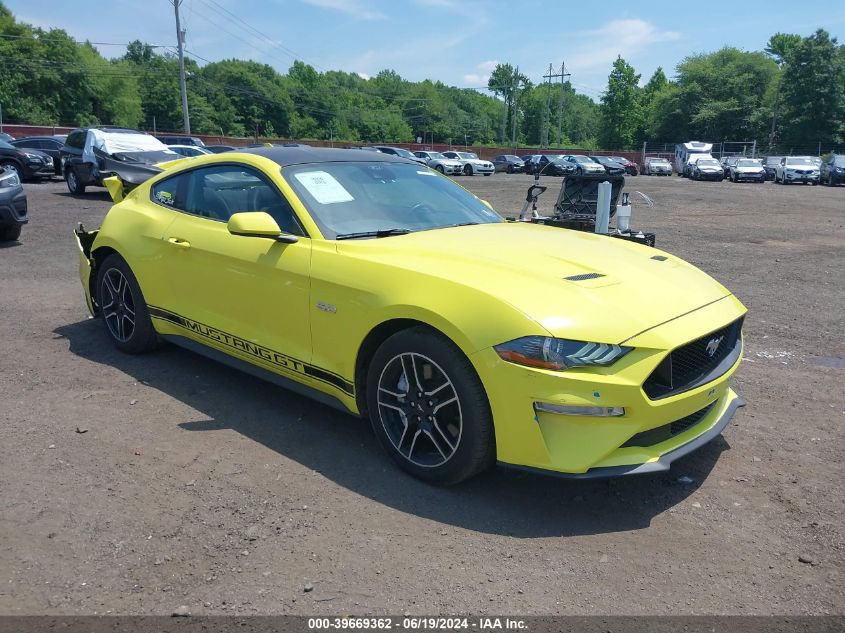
[0,173,842,616]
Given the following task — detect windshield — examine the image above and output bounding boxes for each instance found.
[0,140,13,150]
[458,152,478,160]
[737,159,761,167]
[570,155,593,164]
[786,157,815,166]
[283,161,503,239]
[697,159,720,167]
[765,157,782,165]
[833,156,845,166]
[651,159,670,165]
[427,152,446,160]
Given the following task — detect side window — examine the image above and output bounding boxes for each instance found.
[181,165,304,235]
[151,173,188,211]
[66,131,85,149]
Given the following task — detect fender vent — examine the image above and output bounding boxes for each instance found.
[564,272,605,281]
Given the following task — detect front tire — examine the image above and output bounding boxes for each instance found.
[0,224,22,241]
[366,327,495,485]
[435,165,445,174]
[463,164,473,176]
[0,161,21,181]
[95,254,159,354]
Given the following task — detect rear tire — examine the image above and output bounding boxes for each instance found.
[366,327,495,485]
[66,169,86,194]
[95,254,160,354]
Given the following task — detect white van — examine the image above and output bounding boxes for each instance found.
[675,141,714,177]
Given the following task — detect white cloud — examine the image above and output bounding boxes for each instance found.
[302,0,387,21]
[463,73,489,85]
[357,71,371,80]
[460,60,499,87]
[567,19,680,74]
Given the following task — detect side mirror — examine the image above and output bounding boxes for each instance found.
[227,212,298,243]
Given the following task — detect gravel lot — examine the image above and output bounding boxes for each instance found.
[0,173,842,616]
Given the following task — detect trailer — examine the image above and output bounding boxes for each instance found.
[675,141,713,177]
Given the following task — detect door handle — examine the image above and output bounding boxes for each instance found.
[167,237,191,249]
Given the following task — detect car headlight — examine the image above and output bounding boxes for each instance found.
[24,152,42,160]
[0,170,21,187]
[494,336,632,371]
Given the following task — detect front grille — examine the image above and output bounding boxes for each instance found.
[643,317,743,399]
[621,402,716,448]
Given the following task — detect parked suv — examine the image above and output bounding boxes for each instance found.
[0,166,27,241]
[10,136,66,175]
[61,127,178,194]
[492,155,524,173]
[774,156,819,185]
[762,156,782,181]
[820,154,845,186]
[0,139,54,181]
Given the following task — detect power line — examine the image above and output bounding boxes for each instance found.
[198,0,323,71]
[0,33,172,47]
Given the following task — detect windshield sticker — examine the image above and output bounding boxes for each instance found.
[294,171,354,204]
[155,190,174,206]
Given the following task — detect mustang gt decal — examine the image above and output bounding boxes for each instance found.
[147,306,354,396]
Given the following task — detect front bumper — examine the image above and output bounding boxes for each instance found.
[23,159,55,179]
[697,171,723,180]
[473,295,747,477]
[74,227,98,316]
[0,184,28,226]
[501,393,745,479]
[827,171,845,184]
[733,171,765,182]
[784,172,819,183]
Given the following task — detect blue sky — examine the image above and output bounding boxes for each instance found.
[8,0,845,100]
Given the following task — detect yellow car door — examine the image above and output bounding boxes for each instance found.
[151,164,314,385]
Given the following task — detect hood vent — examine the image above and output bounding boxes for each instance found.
[651,255,668,261]
[564,272,605,282]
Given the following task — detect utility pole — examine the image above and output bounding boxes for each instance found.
[511,66,520,151]
[541,63,553,148]
[173,0,191,134]
[556,61,570,147]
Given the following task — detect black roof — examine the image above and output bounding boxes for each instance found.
[238,146,414,167]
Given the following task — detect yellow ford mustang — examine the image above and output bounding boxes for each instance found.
[75,147,746,484]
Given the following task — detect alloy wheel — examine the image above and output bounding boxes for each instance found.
[376,352,462,468]
[100,267,136,342]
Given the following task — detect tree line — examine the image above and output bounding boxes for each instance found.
[1,2,842,151]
